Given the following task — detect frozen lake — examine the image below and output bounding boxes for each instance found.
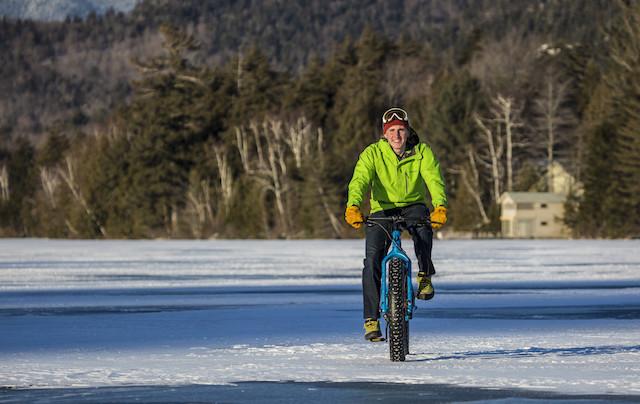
[1,238,639,402]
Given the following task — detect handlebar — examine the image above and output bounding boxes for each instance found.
[359,215,441,246]
[361,215,442,227]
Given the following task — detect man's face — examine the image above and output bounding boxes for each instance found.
[384,125,408,154]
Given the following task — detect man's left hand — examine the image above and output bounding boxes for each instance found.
[430,206,447,230]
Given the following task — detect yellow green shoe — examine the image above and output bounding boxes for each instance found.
[417,272,435,300]
[364,318,383,341]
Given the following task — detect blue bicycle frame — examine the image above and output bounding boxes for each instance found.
[379,229,416,321]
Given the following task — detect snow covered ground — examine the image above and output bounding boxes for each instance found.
[0,238,639,401]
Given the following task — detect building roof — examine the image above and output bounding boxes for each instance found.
[500,192,566,204]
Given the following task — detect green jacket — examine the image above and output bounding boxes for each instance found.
[347,139,447,213]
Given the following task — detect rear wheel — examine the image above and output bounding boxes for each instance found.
[388,257,408,361]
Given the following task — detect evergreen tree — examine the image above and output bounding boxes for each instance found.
[604,1,640,236]
[419,71,489,228]
[577,122,618,236]
[329,29,391,184]
[111,25,224,236]
[576,2,640,237]
[0,138,37,235]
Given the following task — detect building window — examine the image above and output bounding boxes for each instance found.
[517,202,534,210]
[541,221,548,226]
[540,203,548,208]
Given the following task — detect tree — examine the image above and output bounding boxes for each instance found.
[329,30,390,181]
[421,71,489,229]
[604,1,640,235]
[121,25,226,236]
[575,1,640,237]
[0,138,37,235]
[532,71,577,192]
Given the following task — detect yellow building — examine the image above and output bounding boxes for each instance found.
[499,192,569,238]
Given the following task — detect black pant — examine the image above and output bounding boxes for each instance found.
[362,203,435,319]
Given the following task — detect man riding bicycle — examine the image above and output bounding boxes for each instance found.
[345,107,448,341]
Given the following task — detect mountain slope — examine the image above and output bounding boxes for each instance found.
[0,0,618,141]
[0,0,139,21]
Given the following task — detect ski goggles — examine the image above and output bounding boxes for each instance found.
[382,107,409,124]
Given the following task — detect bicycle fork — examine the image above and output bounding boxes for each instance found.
[379,230,416,322]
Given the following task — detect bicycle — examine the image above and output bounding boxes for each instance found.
[365,215,433,362]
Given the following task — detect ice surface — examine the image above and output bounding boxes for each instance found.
[0,238,639,396]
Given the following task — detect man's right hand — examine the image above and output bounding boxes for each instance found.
[345,205,364,229]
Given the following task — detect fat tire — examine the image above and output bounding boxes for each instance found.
[388,257,408,361]
[404,319,410,356]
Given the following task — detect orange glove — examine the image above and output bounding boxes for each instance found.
[430,206,447,230]
[345,205,364,229]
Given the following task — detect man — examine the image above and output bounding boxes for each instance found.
[344,107,448,341]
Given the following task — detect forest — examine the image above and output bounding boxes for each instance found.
[0,0,638,239]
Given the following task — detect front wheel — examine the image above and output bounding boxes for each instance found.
[388,257,408,361]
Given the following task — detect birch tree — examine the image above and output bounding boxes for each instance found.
[473,113,504,206]
[234,126,253,173]
[0,165,8,202]
[212,143,234,211]
[233,120,291,237]
[533,75,576,191]
[492,95,524,192]
[258,120,290,236]
[186,177,213,238]
[473,94,525,205]
[40,167,60,207]
[58,156,108,237]
[447,146,491,226]
[279,116,313,170]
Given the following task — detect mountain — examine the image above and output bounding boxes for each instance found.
[0,0,139,21]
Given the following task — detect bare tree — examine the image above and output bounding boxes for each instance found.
[233,117,344,238]
[234,126,253,173]
[233,120,291,236]
[186,179,212,238]
[264,120,288,176]
[279,116,313,170]
[212,143,234,210]
[474,113,504,205]
[256,120,290,236]
[448,146,491,226]
[0,165,9,202]
[533,75,575,191]
[473,94,524,204]
[40,167,60,207]
[58,156,108,237]
[493,95,524,192]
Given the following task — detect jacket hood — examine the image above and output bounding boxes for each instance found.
[407,126,420,150]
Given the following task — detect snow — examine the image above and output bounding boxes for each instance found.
[0,238,639,396]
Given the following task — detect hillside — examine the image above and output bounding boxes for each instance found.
[0,0,617,141]
[1,0,637,239]
[0,0,139,21]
